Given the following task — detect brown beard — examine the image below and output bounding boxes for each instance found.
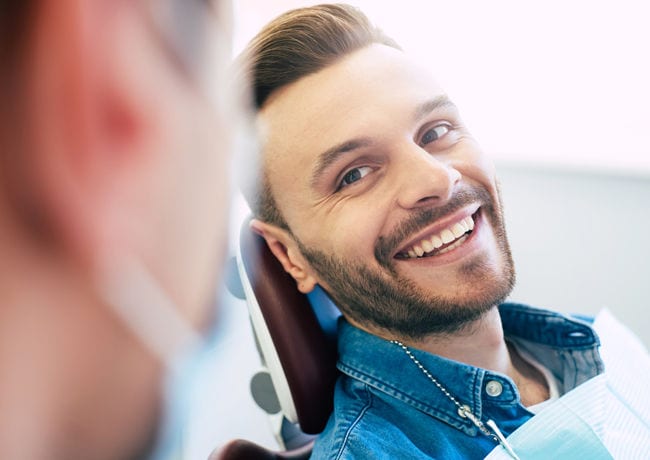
[294,185,516,341]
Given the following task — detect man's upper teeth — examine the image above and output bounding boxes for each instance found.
[451,222,467,238]
[404,215,474,258]
[440,229,455,244]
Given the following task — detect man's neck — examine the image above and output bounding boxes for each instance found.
[353,307,551,406]
[414,308,550,406]
[410,307,511,373]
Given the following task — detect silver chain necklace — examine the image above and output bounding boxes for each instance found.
[392,340,521,460]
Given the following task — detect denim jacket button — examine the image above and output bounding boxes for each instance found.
[485,380,503,397]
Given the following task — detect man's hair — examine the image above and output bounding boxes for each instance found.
[239,3,400,230]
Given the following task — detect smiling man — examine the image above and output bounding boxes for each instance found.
[239,4,610,459]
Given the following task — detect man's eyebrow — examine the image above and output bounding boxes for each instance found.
[412,95,456,123]
[310,137,374,188]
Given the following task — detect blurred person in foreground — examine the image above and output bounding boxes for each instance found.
[239,4,649,459]
[0,0,239,458]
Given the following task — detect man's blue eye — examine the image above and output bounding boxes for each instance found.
[339,166,372,189]
[421,124,450,145]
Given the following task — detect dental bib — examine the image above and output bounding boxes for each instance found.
[485,309,650,460]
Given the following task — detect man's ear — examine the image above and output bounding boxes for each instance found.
[250,219,318,294]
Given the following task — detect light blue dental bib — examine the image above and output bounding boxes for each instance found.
[486,310,650,460]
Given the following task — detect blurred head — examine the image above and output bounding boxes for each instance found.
[241,4,515,341]
[1,0,233,329]
[0,0,236,458]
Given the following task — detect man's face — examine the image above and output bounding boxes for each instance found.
[260,44,514,339]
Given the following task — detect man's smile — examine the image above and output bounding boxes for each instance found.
[396,212,477,259]
[394,206,481,261]
[373,188,494,270]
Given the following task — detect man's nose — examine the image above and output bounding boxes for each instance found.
[394,145,461,209]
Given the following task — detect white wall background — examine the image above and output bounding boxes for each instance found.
[187,2,650,458]
[499,164,650,341]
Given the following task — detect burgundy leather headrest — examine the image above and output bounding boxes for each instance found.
[210,439,314,460]
[239,220,339,434]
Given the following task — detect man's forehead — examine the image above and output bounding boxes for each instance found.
[258,44,446,166]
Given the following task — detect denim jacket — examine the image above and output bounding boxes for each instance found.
[311,303,604,460]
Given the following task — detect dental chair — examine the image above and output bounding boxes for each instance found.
[210,217,341,459]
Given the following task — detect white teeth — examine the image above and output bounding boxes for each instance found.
[437,235,468,255]
[440,229,455,244]
[401,213,477,259]
[432,235,443,249]
[451,223,466,238]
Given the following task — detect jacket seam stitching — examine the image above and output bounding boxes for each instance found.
[334,385,373,460]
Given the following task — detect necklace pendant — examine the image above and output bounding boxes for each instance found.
[485,419,521,460]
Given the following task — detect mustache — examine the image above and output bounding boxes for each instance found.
[374,187,494,270]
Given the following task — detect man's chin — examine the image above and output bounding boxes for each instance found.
[355,295,504,340]
[298,229,515,340]
[347,265,515,340]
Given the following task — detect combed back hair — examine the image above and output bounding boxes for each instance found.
[238,3,400,230]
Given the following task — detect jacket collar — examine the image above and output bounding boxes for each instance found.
[336,302,603,436]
